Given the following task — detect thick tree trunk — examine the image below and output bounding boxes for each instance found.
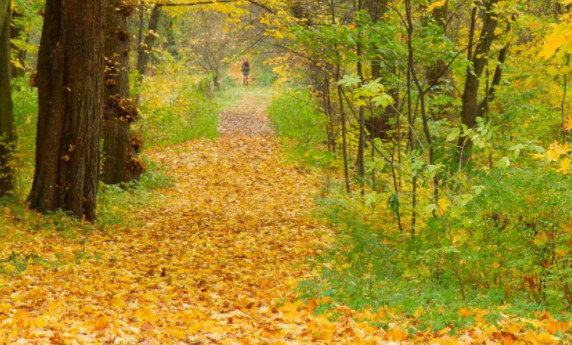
[28,0,106,220]
[457,0,499,161]
[0,2,15,197]
[102,0,143,185]
[136,4,161,79]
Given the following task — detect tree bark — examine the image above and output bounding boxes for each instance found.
[102,0,143,185]
[28,0,106,220]
[457,0,500,161]
[10,10,26,78]
[0,2,15,197]
[136,4,161,79]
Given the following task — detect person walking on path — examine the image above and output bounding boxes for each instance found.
[241,59,250,86]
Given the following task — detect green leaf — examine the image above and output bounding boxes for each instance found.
[372,93,394,108]
[388,193,400,217]
[337,74,362,87]
[446,128,461,142]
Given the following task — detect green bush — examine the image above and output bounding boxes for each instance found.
[269,88,327,143]
[268,88,333,168]
[299,167,572,333]
[11,79,39,198]
[461,169,572,309]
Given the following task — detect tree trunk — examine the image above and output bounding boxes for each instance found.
[363,0,387,22]
[102,0,143,185]
[28,0,106,220]
[136,4,161,79]
[364,0,388,79]
[10,10,26,78]
[477,42,509,119]
[457,0,500,161]
[0,2,15,197]
[425,0,449,86]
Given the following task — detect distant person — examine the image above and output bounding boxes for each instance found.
[241,59,250,86]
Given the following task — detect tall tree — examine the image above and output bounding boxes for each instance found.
[102,0,144,184]
[0,0,15,197]
[28,0,106,220]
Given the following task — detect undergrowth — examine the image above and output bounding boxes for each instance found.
[268,87,572,336]
[268,88,334,169]
[138,73,221,146]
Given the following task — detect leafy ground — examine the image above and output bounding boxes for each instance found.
[0,91,569,344]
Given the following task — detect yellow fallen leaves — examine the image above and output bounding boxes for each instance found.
[0,94,570,344]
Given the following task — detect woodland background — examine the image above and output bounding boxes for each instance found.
[1,0,572,340]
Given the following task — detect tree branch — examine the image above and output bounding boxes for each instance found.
[156,0,276,13]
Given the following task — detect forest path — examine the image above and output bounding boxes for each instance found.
[0,90,395,344]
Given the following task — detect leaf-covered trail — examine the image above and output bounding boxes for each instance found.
[0,93,394,344]
[4,92,564,344]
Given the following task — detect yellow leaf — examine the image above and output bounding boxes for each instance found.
[388,327,409,341]
[536,332,560,343]
[309,316,336,340]
[34,316,50,328]
[533,232,548,247]
[427,0,447,13]
[546,141,569,161]
[564,116,572,130]
[557,158,571,174]
[458,308,472,317]
[547,149,560,162]
[551,141,571,155]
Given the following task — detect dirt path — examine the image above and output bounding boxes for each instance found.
[0,92,398,344]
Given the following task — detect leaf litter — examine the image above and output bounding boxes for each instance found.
[0,94,569,344]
